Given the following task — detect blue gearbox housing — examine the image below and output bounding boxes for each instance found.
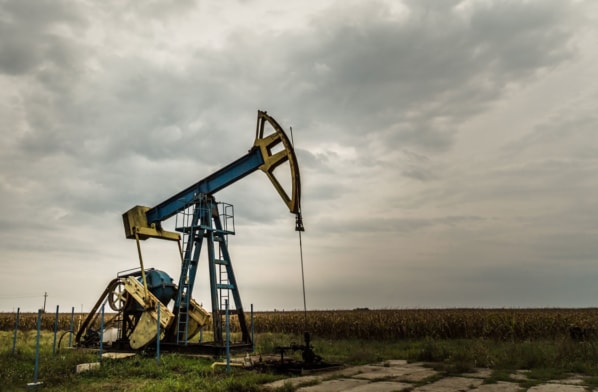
[141,269,176,305]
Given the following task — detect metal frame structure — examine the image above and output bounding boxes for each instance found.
[76,110,303,354]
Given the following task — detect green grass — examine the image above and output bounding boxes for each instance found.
[1,348,282,391]
[1,331,284,391]
[5,331,598,391]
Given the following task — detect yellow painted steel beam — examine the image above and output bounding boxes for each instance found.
[122,205,180,241]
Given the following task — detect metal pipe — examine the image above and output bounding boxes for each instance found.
[99,304,104,361]
[69,307,75,348]
[225,299,230,374]
[156,304,161,364]
[12,307,19,355]
[52,305,59,355]
[32,309,42,385]
[251,304,254,353]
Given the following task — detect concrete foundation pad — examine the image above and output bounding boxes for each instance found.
[296,378,369,392]
[528,384,586,392]
[548,377,586,385]
[262,375,322,390]
[462,368,494,379]
[354,365,431,380]
[262,359,595,392]
[333,365,385,377]
[75,362,100,373]
[399,368,439,382]
[414,376,484,392]
[474,381,521,392]
[101,352,135,359]
[348,381,413,392]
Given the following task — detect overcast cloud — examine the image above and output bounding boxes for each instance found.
[1,0,597,312]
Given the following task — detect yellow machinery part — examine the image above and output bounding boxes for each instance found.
[123,277,175,349]
[129,312,156,349]
[254,110,302,215]
[175,297,211,340]
[122,205,181,241]
[129,311,167,350]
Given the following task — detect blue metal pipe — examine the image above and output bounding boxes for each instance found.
[68,307,75,348]
[225,299,230,374]
[251,304,254,353]
[12,307,19,355]
[52,305,59,355]
[156,305,161,364]
[99,304,104,361]
[33,309,42,384]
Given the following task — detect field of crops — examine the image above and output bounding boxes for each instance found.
[3,308,598,341]
[0,312,116,332]
[253,308,598,340]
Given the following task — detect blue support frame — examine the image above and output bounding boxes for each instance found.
[173,194,251,346]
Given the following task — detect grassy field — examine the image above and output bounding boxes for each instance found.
[5,330,598,391]
[3,309,598,391]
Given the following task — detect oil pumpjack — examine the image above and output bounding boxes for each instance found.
[76,111,304,354]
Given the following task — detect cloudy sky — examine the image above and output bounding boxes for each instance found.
[1,0,598,313]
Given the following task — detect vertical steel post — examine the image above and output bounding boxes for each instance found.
[251,303,254,353]
[225,299,230,374]
[12,308,21,355]
[52,305,59,355]
[69,307,75,348]
[99,304,105,361]
[12,307,20,355]
[32,309,42,386]
[156,304,161,364]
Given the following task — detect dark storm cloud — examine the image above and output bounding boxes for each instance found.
[3,0,583,222]
[0,0,86,75]
[274,0,579,154]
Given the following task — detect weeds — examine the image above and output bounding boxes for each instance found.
[6,328,598,391]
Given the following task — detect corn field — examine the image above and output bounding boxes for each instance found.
[251,309,598,340]
[0,312,116,332]
[3,309,597,340]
